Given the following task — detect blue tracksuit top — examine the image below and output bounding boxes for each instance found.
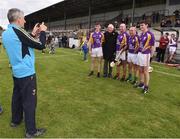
[2,24,46,78]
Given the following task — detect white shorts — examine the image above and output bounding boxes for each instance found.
[169,46,176,55]
[116,49,126,61]
[91,47,103,57]
[127,52,137,65]
[137,52,150,67]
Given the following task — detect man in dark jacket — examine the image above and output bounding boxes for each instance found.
[102,24,118,77]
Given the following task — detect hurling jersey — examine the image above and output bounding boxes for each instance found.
[139,31,155,54]
[116,32,129,51]
[89,32,104,49]
[128,35,140,53]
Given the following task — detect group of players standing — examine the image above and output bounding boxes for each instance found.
[87,21,155,94]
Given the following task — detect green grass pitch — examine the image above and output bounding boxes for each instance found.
[0,48,180,138]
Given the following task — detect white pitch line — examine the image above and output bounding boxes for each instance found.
[153,70,180,78]
[0,52,79,62]
[0,52,180,78]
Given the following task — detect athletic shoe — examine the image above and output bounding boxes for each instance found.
[143,86,149,94]
[25,128,46,138]
[88,71,94,76]
[103,74,108,78]
[134,83,144,89]
[97,72,100,78]
[10,122,21,128]
[126,77,132,82]
[0,106,3,115]
[131,80,136,86]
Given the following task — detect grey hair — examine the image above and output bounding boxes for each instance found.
[7,8,24,23]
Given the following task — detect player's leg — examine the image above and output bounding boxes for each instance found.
[89,57,95,76]
[137,67,145,88]
[135,53,144,88]
[126,61,132,81]
[143,54,151,94]
[135,64,139,83]
[97,47,103,77]
[126,53,134,82]
[120,51,127,81]
[133,53,140,85]
[97,57,102,77]
[120,61,126,81]
[143,66,150,94]
[113,51,121,79]
[126,53,131,81]
[132,54,138,84]
[89,48,97,76]
[114,65,120,79]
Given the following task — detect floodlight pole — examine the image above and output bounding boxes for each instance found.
[88,0,92,30]
[131,0,135,25]
[64,12,67,30]
[64,2,67,30]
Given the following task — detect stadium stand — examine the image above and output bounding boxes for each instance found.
[24,0,180,63]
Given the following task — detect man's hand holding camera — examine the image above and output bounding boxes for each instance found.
[31,22,47,37]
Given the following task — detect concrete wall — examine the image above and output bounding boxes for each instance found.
[47,10,121,30]
[165,0,180,15]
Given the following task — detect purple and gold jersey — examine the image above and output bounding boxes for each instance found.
[128,35,140,53]
[116,32,129,51]
[89,32,104,49]
[139,31,155,54]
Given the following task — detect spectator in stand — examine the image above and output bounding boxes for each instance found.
[160,19,166,27]
[58,35,62,48]
[121,18,125,24]
[156,12,160,23]
[165,17,172,27]
[157,33,169,62]
[142,13,146,20]
[152,12,156,24]
[62,34,68,48]
[174,10,180,20]
[175,19,180,27]
[136,22,140,28]
[125,16,129,25]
